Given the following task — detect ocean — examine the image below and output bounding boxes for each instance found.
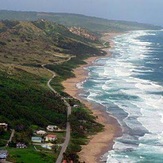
[80,30,163,163]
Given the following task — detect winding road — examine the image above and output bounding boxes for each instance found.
[42,64,71,163]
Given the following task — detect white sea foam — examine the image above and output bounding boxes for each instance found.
[138,143,163,153]
[139,133,163,145]
[76,80,86,89]
[80,30,163,162]
[107,150,138,163]
[135,82,163,92]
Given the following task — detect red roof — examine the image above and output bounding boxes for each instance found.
[46,134,57,138]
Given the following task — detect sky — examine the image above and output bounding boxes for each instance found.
[0,0,163,26]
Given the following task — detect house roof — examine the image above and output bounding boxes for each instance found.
[31,137,42,140]
[0,123,7,126]
[36,130,46,134]
[42,143,54,147]
[46,134,57,138]
[0,150,8,158]
[47,125,57,128]
[0,150,8,154]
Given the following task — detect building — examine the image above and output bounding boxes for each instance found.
[73,104,79,108]
[36,130,47,135]
[31,137,43,143]
[41,143,54,150]
[46,125,58,132]
[0,150,8,161]
[0,123,8,131]
[45,134,57,142]
[16,143,27,148]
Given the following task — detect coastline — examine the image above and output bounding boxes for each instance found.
[62,33,122,163]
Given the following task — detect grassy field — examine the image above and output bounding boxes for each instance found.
[8,147,55,163]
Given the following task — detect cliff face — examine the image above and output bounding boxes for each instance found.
[69,27,98,41]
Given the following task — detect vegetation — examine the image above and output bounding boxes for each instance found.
[1,9,161,163]
[0,20,102,66]
[0,19,103,137]
[8,147,55,163]
[0,19,105,162]
[0,70,67,127]
[45,57,87,93]
[0,129,11,146]
[65,99,104,162]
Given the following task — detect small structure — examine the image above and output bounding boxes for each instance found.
[41,143,54,150]
[0,123,8,131]
[31,137,43,143]
[46,125,58,132]
[0,150,8,161]
[45,134,57,142]
[36,130,47,135]
[73,104,79,108]
[16,142,27,148]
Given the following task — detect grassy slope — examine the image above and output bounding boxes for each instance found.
[0,20,104,162]
[0,19,103,129]
[8,147,55,163]
[0,10,162,33]
[0,20,101,65]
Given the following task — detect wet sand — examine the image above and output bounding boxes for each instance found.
[62,33,122,163]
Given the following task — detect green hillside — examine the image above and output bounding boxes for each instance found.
[0,19,104,162]
[0,20,102,65]
[0,9,161,163]
[0,10,161,32]
[0,19,103,135]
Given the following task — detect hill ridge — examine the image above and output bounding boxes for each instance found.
[0,10,162,32]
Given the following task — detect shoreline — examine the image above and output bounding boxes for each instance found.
[62,33,122,163]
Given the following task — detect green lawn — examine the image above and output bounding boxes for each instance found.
[55,132,66,144]
[7,147,56,163]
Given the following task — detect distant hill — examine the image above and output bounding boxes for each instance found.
[0,10,162,32]
[0,19,102,66]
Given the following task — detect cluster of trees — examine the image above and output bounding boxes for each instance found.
[0,70,67,137]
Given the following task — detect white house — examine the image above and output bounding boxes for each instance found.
[45,134,57,142]
[46,125,58,132]
[0,150,8,160]
[16,143,27,148]
[36,130,47,135]
[0,123,8,131]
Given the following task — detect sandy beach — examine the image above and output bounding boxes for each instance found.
[62,33,122,163]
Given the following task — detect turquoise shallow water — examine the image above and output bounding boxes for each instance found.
[80,30,163,163]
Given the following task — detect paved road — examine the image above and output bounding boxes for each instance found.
[42,64,57,94]
[6,129,15,147]
[56,100,71,163]
[42,64,71,163]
